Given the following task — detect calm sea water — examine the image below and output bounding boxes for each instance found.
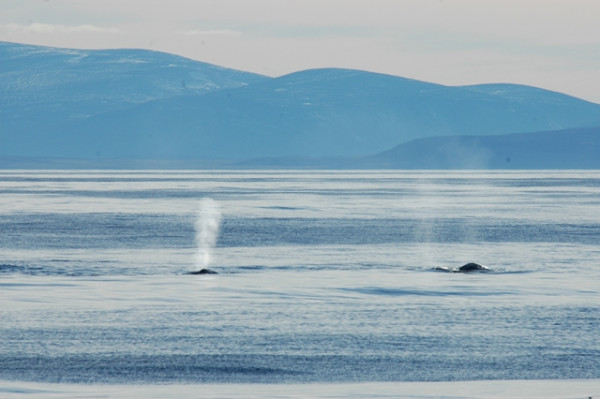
[1,170,599,391]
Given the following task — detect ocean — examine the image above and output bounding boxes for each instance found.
[1,170,599,398]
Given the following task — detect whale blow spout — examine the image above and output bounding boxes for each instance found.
[186,268,218,275]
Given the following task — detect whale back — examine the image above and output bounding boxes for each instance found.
[187,268,218,275]
[458,262,489,272]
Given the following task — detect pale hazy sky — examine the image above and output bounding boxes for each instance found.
[1,0,599,103]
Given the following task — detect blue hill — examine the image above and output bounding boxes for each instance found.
[0,41,267,137]
[2,42,600,167]
[359,126,600,169]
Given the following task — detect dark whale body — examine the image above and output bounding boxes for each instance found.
[186,268,218,275]
[434,262,492,273]
[458,262,490,272]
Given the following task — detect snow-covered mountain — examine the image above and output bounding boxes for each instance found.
[2,42,600,167]
[0,41,267,136]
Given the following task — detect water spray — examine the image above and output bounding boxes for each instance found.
[191,197,222,274]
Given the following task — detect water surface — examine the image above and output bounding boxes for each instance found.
[1,170,599,387]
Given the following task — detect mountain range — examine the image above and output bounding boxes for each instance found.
[2,41,600,168]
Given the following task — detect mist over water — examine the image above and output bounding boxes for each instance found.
[194,198,222,269]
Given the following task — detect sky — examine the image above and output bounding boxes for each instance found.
[1,0,599,103]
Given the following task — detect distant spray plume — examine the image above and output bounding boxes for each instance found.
[194,198,222,269]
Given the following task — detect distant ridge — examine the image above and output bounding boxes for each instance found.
[2,41,600,168]
[358,126,600,169]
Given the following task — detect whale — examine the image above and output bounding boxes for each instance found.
[458,262,490,272]
[186,268,218,275]
[434,262,492,273]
